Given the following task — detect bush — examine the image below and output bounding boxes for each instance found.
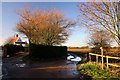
[29,44,67,59]
[4,44,24,56]
[91,47,101,54]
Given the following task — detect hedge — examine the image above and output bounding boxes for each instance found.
[29,44,67,59]
[4,44,24,56]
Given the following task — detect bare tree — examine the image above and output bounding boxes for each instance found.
[17,8,75,46]
[88,29,112,54]
[88,29,112,48]
[79,2,120,46]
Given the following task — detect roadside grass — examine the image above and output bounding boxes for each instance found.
[77,62,120,79]
[108,66,120,78]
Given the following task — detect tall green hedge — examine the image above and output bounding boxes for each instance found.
[4,44,24,56]
[29,44,67,59]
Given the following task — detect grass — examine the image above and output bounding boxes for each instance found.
[77,62,120,79]
[77,62,109,78]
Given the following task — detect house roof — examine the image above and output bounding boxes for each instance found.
[9,37,19,44]
[9,34,27,45]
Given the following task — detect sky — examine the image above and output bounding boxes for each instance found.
[0,2,2,46]
[1,1,111,47]
[1,0,120,47]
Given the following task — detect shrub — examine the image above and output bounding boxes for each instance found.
[108,67,120,78]
[29,44,67,59]
[4,44,24,56]
[91,47,101,54]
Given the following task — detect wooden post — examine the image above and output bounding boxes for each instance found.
[106,56,109,69]
[89,53,91,62]
[87,53,89,62]
[96,55,98,63]
[100,47,104,70]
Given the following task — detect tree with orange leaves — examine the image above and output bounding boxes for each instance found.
[17,8,75,46]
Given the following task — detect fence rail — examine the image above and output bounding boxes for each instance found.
[89,52,120,69]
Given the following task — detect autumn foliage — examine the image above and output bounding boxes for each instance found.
[17,8,75,46]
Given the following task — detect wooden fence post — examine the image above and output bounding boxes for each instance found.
[89,53,91,62]
[100,47,104,70]
[89,52,120,69]
[87,53,89,62]
[106,56,109,69]
[96,55,98,63]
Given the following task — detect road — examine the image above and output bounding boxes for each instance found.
[2,53,91,80]
[3,55,80,80]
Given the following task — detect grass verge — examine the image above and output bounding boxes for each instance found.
[77,62,120,79]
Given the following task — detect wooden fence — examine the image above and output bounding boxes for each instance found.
[89,47,120,70]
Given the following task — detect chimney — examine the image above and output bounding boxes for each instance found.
[16,34,19,37]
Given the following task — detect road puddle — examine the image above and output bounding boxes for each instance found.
[16,63,26,68]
